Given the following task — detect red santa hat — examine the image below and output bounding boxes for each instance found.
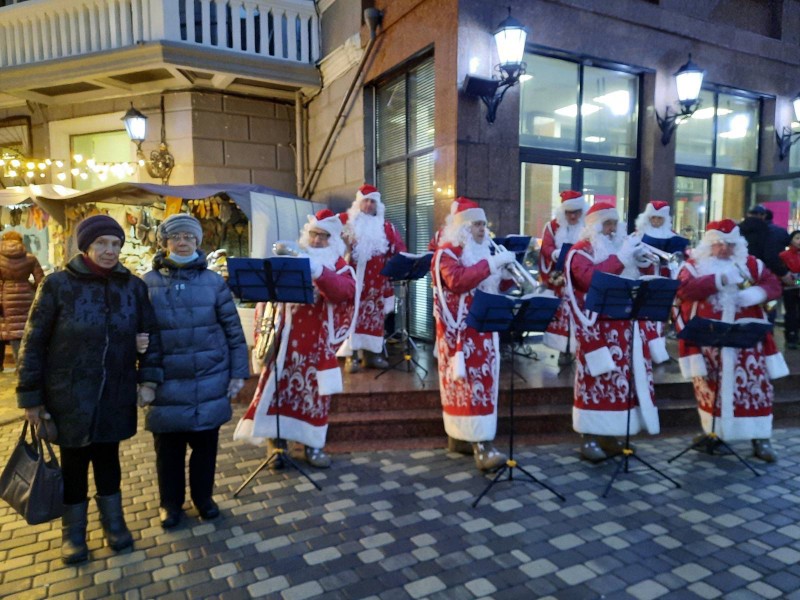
[643,200,670,218]
[452,197,486,227]
[584,202,619,228]
[356,184,382,204]
[559,190,587,213]
[703,219,741,243]
[308,208,343,239]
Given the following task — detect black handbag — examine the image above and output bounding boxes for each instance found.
[0,422,64,525]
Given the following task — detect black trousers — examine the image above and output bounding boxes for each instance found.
[153,428,219,510]
[784,288,800,342]
[60,442,121,505]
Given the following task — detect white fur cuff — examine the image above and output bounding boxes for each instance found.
[679,353,707,378]
[737,286,767,308]
[648,337,670,365]
[766,352,790,380]
[317,366,343,396]
[585,347,615,377]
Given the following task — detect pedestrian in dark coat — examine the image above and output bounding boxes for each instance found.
[143,213,249,529]
[0,230,44,365]
[16,214,163,565]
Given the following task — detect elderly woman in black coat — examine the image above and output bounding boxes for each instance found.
[143,213,249,529]
[17,214,163,565]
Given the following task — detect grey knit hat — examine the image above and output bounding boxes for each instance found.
[158,213,203,247]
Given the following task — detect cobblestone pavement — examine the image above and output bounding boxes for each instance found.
[2,407,800,599]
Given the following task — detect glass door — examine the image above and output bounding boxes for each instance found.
[673,175,709,246]
[583,168,630,221]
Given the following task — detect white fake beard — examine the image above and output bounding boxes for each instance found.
[641,224,673,239]
[348,212,388,262]
[303,245,339,271]
[462,236,502,293]
[554,221,583,249]
[588,231,622,264]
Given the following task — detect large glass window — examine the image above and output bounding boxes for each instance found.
[676,90,760,172]
[521,163,573,246]
[375,58,435,340]
[520,55,639,158]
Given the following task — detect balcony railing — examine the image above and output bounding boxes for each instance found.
[0,0,319,68]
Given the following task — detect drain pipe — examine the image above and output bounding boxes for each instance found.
[295,90,305,197]
[301,8,382,199]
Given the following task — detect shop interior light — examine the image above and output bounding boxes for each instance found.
[122,96,175,184]
[656,54,705,145]
[462,8,528,123]
[776,92,800,160]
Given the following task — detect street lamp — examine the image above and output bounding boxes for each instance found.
[122,96,175,184]
[656,54,705,145]
[776,92,800,161]
[462,8,529,124]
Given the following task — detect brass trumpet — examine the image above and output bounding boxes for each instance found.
[638,241,685,266]
[488,238,545,295]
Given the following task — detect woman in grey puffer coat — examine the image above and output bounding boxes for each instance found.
[143,213,249,529]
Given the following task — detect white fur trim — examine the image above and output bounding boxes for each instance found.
[248,413,328,448]
[442,408,498,442]
[233,417,264,446]
[766,353,790,380]
[648,336,670,365]
[450,351,467,381]
[453,207,486,227]
[384,295,395,314]
[632,324,660,434]
[698,411,772,442]
[317,365,343,396]
[679,353,707,378]
[585,207,619,228]
[560,196,587,213]
[704,226,741,244]
[572,407,642,436]
[543,331,568,353]
[585,347,615,377]
[345,332,384,354]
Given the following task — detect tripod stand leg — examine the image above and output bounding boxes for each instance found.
[513,463,566,501]
[234,452,279,497]
[233,448,323,497]
[472,464,509,508]
[601,454,628,498]
[628,453,681,488]
[715,439,761,476]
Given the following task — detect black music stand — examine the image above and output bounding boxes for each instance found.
[584,272,682,497]
[667,317,772,477]
[227,257,323,496]
[376,251,433,384]
[467,290,566,507]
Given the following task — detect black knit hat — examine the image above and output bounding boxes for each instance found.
[75,215,125,252]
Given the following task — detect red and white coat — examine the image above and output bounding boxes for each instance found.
[540,219,581,353]
[675,256,788,440]
[339,217,406,354]
[565,240,661,436]
[432,244,512,442]
[234,258,356,449]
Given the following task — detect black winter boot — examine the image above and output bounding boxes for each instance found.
[95,492,133,551]
[61,501,89,565]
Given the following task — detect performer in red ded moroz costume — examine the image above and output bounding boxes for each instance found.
[338,184,406,372]
[564,202,663,462]
[234,209,356,468]
[628,200,682,364]
[432,197,517,472]
[674,219,788,462]
[539,190,587,364]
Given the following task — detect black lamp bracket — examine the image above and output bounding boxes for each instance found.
[464,61,527,124]
[776,125,800,161]
[656,99,701,146]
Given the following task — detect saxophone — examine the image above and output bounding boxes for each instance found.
[254,302,277,366]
